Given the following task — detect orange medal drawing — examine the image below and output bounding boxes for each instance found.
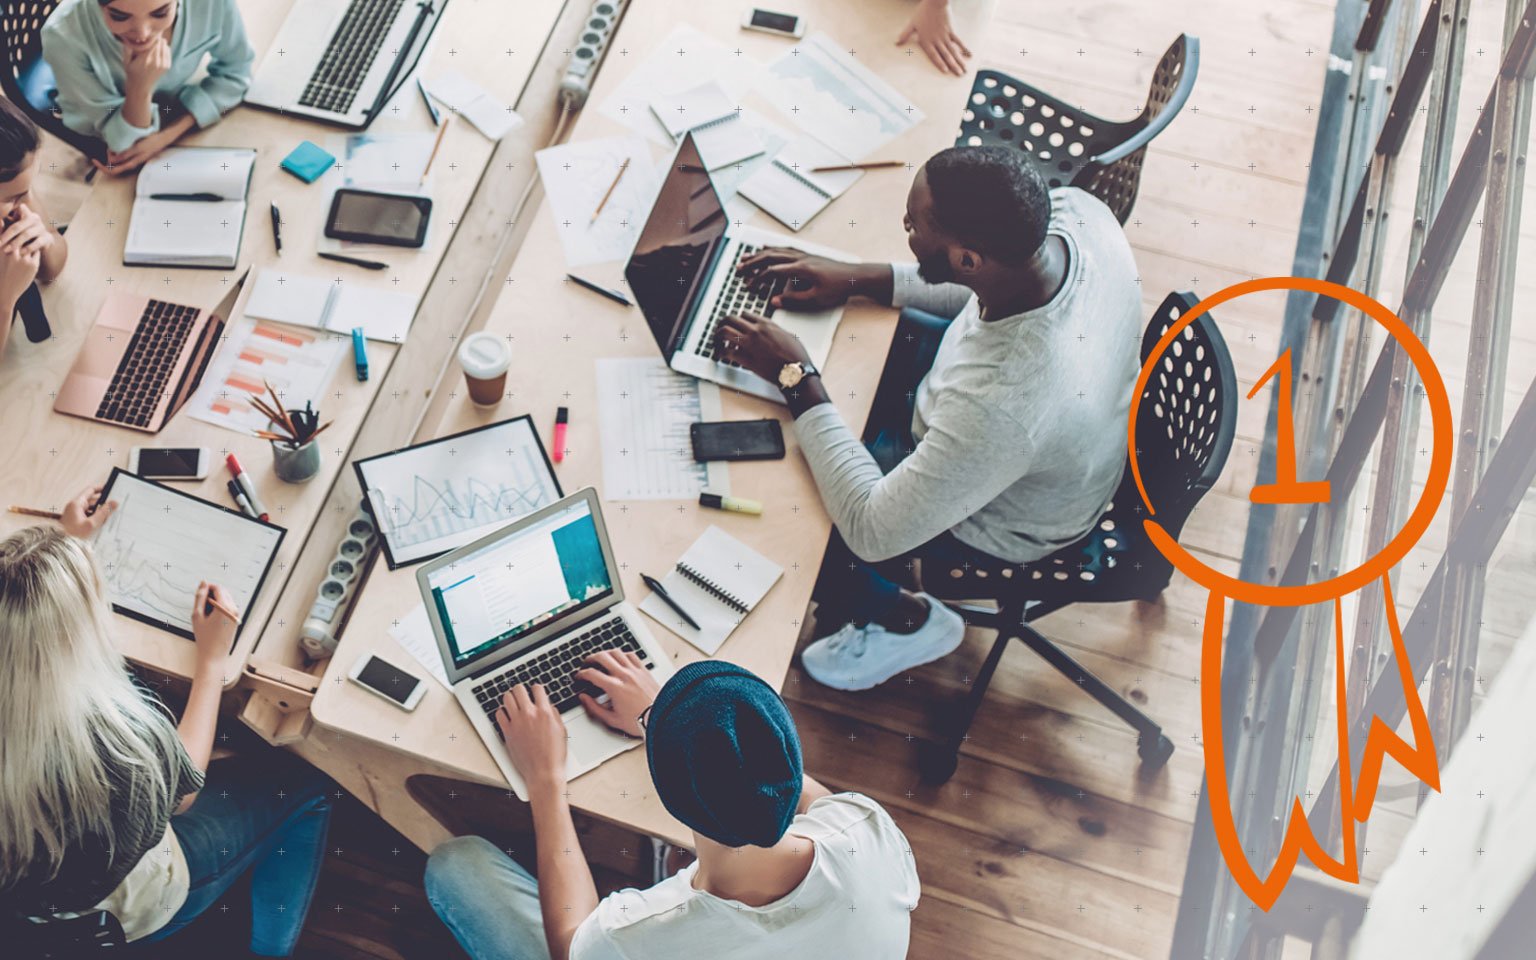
[1129,277,1454,911]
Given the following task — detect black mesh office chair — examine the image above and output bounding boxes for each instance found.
[2,0,108,163]
[954,34,1198,223]
[915,291,1237,783]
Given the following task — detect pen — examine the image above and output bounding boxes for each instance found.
[150,192,223,201]
[318,252,389,271]
[352,326,369,381]
[809,160,906,173]
[225,454,269,522]
[641,573,701,630]
[8,505,62,520]
[552,406,568,463]
[226,478,256,518]
[270,202,282,255]
[699,492,763,515]
[203,593,242,625]
[418,77,441,125]
[566,274,631,306]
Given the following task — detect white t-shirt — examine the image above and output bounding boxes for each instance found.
[91,825,189,941]
[570,793,919,959]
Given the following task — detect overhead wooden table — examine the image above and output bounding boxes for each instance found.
[308,0,993,847]
[0,0,558,685]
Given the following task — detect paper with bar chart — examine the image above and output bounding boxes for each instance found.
[188,317,347,435]
[356,416,563,567]
[596,357,728,500]
[90,470,284,639]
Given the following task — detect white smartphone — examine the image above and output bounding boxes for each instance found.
[741,8,805,39]
[128,446,210,481]
[348,653,427,711]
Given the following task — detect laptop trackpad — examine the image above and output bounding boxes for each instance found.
[566,712,637,770]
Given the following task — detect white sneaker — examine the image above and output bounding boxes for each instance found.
[801,593,966,691]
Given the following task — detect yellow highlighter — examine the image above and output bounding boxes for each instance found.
[699,492,762,516]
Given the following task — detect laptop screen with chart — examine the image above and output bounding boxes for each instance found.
[423,495,614,671]
[90,469,286,642]
[354,414,563,568]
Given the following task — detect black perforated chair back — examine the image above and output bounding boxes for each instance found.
[1,0,108,162]
[929,291,1235,610]
[954,35,1198,222]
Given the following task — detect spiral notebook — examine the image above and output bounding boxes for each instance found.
[737,135,864,231]
[649,82,764,171]
[639,525,783,655]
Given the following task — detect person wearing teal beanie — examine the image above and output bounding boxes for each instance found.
[424,653,920,959]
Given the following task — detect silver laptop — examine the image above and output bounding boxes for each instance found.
[417,488,674,800]
[244,0,447,128]
[626,133,853,403]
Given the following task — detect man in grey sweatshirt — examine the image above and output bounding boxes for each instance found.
[717,146,1141,692]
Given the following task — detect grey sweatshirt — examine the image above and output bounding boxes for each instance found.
[792,188,1142,564]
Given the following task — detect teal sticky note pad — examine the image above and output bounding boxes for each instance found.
[281,141,335,183]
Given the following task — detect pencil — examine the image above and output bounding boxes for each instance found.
[8,505,62,520]
[206,596,242,625]
[420,116,449,184]
[590,158,630,223]
[263,379,298,437]
[810,160,906,173]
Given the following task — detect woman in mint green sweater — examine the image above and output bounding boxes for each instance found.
[42,0,253,174]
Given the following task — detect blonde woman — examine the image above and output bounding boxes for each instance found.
[0,485,332,956]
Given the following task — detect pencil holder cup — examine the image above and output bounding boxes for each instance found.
[272,438,321,483]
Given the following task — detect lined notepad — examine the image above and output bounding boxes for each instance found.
[124,147,255,268]
[244,269,418,344]
[649,82,764,171]
[639,526,783,655]
[737,135,864,231]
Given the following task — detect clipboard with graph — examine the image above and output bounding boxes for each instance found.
[353,414,564,569]
[90,468,286,643]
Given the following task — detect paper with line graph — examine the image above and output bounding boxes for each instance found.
[90,470,284,639]
[355,416,562,567]
[187,317,347,435]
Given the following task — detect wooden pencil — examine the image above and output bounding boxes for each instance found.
[590,158,630,223]
[206,596,242,625]
[8,505,62,520]
[420,116,449,184]
[810,160,906,173]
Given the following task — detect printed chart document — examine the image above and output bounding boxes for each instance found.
[244,268,418,344]
[535,137,662,267]
[756,33,924,161]
[388,603,451,688]
[596,358,729,500]
[640,525,783,655]
[355,415,562,568]
[738,135,866,231]
[90,469,284,640]
[187,317,347,435]
[124,147,255,267]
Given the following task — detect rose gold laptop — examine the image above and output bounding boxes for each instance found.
[54,271,247,433]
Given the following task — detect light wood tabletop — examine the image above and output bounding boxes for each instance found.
[309,0,994,846]
[0,0,557,686]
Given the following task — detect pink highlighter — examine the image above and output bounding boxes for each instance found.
[552,406,569,463]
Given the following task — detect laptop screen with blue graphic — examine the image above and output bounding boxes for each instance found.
[424,496,614,670]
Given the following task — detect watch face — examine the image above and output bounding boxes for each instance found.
[779,363,803,389]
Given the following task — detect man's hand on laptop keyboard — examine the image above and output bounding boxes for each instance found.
[494,684,568,796]
[576,650,661,739]
[737,247,895,311]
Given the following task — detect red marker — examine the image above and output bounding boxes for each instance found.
[226,454,270,521]
[552,407,569,463]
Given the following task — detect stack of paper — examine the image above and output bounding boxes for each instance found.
[420,70,523,140]
[244,269,418,344]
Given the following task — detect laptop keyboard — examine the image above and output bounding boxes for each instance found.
[472,616,651,723]
[95,299,200,428]
[297,0,407,115]
[694,244,785,364]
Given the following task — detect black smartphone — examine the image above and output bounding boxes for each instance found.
[691,419,786,462]
[324,189,432,247]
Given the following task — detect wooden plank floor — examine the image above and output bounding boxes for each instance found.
[25,0,1347,956]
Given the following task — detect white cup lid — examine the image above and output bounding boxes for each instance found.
[459,332,510,378]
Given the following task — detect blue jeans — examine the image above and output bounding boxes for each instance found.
[811,308,1008,631]
[141,752,335,957]
[425,837,551,960]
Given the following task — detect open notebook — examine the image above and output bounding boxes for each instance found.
[650,82,764,171]
[738,135,864,231]
[124,147,255,268]
[639,525,783,655]
[244,268,419,344]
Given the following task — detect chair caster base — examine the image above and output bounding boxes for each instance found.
[1138,732,1174,769]
[917,742,960,784]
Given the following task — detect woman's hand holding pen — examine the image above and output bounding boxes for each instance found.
[59,485,117,538]
[191,581,239,676]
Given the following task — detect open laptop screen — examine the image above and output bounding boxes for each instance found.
[424,497,613,671]
[625,133,729,356]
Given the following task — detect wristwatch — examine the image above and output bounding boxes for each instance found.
[778,360,818,391]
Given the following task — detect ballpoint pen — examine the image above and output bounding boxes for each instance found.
[270,202,282,255]
[150,192,222,201]
[641,573,701,630]
[318,252,389,270]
